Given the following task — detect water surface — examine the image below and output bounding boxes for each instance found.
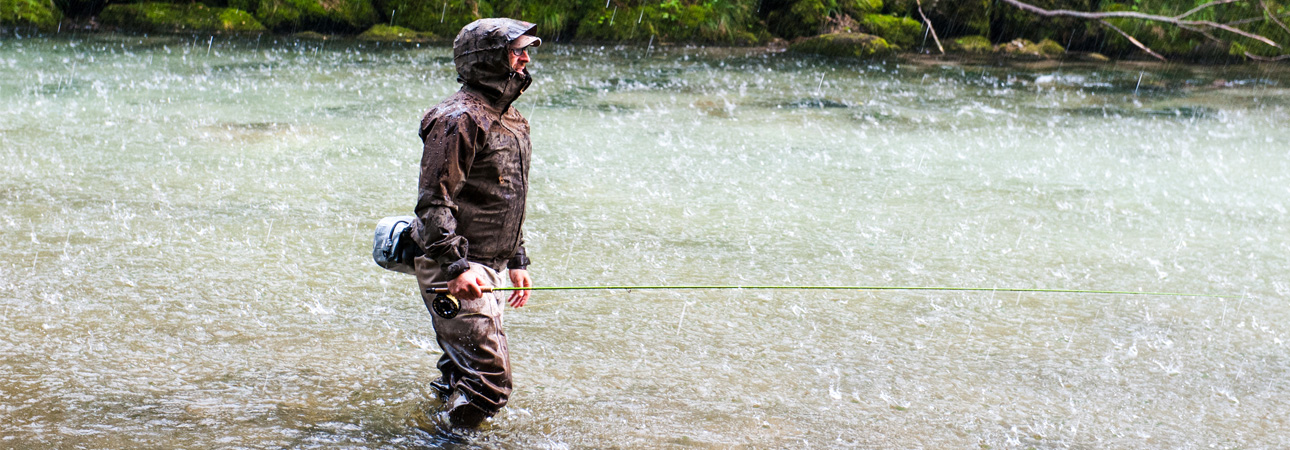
[1,34,1288,448]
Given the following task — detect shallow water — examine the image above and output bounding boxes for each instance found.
[1,34,1288,448]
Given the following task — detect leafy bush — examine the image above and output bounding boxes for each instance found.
[249,0,379,32]
[1,0,63,30]
[100,2,265,32]
[577,0,764,44]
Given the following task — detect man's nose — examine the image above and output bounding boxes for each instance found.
[518,51,530,62]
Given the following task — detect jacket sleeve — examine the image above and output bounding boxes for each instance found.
[414,112,482,279]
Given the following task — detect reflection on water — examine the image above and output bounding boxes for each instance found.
[1,34,1288,448]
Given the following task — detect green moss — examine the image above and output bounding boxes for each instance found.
[858,13,919,48]
[292,30,329,39]
[1,0,63,30]
[949,35,991,53]
[358,23,429,41]
[839,0,880,17]
[577,0,764,44]
[764,0,827,39]
[789,32,892,58]
[254,0,379,32]
[994,38,1043,59]
[375,0,489,38]
[1037,38,1064,56]
[100,3,265,33]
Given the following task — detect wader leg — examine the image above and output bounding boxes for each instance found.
[416,262,512,428]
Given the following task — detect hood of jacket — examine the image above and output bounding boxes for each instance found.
[452,18,535,109]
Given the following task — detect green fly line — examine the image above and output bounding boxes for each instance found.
[431,285,1242,298]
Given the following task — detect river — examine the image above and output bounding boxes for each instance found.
[1,33,1288,448]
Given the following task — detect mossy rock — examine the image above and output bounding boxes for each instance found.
[358,23,430,42]
[789,32,893,58]
[949,35,991,53]
[840,0,881,17]
[100,3,265,33]
[292,30,330,39]
[1070,51,1109,62]
[1,0,64,30]
[1037,38,1065,56]
[858,13,920,48]
[994,38,1063,59]
[251,0,380,33]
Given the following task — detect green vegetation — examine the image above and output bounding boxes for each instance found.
[16,0,1289,61]
[1097,0,1290,60]
[246,0,380,32]
[1,0,63,30]
[858,13,919,48]
[378,0,490,38]
[949,35,991,54]
[577,0,764,44]
[789,32,892,57]
[100,3,264,33]
[993,38,1064,59]
[358,23,431,41]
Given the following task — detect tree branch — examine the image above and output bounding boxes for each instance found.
[1177,0,1242,21]
[999,0,1280,48]
[1260,0,1290,36]
[1245,51,1290,60]
[915,0,944,54]
[1098,19,1166,61]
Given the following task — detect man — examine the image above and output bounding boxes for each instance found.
[411,18,540,429]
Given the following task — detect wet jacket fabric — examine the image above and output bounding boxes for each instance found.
[411,17,537,429]
[413,18,534,279]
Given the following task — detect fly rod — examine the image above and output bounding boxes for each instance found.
[428,285,1240,298]
[425,285,1242,318]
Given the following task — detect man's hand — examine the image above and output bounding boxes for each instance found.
[448,268,491,300]
[507,269,532,308]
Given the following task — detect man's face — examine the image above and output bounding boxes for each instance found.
[507,46,531,74]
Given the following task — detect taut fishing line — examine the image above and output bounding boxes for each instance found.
[426,285,1242,318]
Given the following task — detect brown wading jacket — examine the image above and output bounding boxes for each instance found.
[413,18,535,280]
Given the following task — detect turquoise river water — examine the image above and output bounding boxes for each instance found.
[1,33,1288,448]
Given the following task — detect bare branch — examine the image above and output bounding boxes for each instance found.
[999,0,1281,48]
[1098,19,1167,61]
[1197,19,1282,47]
[1260,0,1290,36]
[1177,0,1242,21]
[1225,13,1290,26]
[915,0,944,54]
[1245,51,1290,60]
[1177,23,1224,44]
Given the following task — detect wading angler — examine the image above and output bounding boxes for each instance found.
[409,17,541,429]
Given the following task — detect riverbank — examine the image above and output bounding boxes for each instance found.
[4,0,1287,62]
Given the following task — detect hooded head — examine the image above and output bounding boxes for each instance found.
[452,18,540,106]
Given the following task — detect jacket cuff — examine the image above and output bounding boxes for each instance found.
[507,251,530,270]
[443,258,471,280]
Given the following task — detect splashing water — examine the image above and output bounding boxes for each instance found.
[1,35,1288,448]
